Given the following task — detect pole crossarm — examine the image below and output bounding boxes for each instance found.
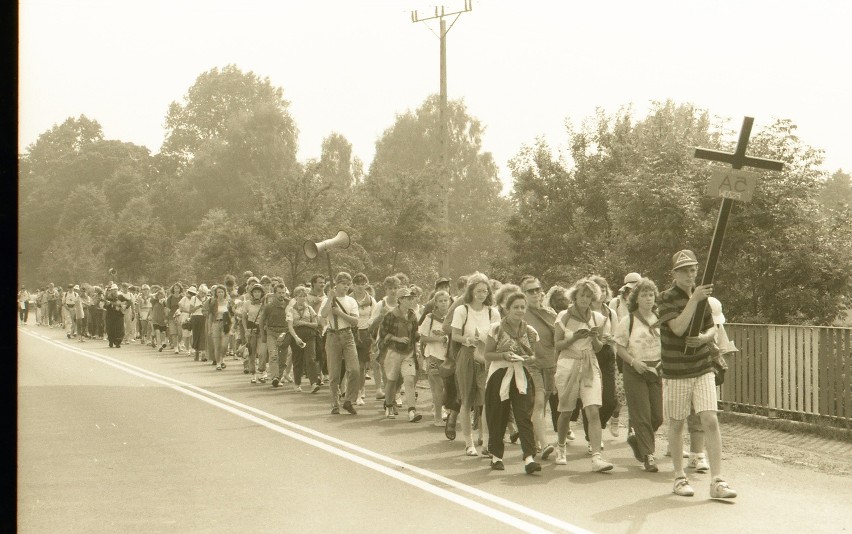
[411,0,472,23]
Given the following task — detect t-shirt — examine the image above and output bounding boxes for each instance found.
[524,306,557,369]
[614,313,661,362]
[353,293,375,329]
[555,308,606,360]
[451,304,501,345]
[150,298,166,325]
[657,284,715,379]
[418,312,448,360]
[322,294,359,331]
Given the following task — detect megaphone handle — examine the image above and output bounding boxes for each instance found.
[326,252,338,330]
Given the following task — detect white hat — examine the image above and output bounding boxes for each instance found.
[707,297,725,324]
[187,286,198,294]
[73,285,80,291]
[621,272,641,289]
[109,283,119,291]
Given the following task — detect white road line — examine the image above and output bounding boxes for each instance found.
[20,329,594,534]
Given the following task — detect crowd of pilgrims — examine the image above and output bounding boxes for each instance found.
[18,250,738,498]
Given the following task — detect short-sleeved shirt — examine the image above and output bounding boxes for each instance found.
[287,303,317,325]
[487,320,539,380]
[380,308,419,354]
[451,304,501,361]
[353,293,375,329]
[555,308,605,360]
[322,295,359,332]
[418,312,448,360]
[614,313,661,362]
[657,284,715,379]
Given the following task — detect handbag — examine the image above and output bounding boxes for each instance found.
[181,317,192,330]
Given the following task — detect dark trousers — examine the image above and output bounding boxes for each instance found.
[485,367,536,461]
[443,373,460,412]
[623,363,663,456]
[19,303,28,322]
[315,334,328,375]
[191,315,206,351]
[48,301,58,325]
[576,349,618,440]
[291,330,321,386]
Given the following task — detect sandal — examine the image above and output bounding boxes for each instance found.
[445,413,457,441]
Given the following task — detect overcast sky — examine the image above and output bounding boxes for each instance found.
[19,0,852,192]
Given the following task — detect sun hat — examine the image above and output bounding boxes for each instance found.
[187,286,197,295]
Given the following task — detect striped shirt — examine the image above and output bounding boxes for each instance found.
[658,284,714,379]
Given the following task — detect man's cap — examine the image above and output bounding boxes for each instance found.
[396,287,414,299]
[707,296,725,324]
[672,249,699,270]
[622,272,641,288]
[434,277,451,288]
[187,286,197,294]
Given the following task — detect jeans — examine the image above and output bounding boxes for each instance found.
[326,329,359,408]
[265,328,288,379]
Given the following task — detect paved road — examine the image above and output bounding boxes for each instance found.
[17,325,852,533]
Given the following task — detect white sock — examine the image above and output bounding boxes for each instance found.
[524,456,534,465]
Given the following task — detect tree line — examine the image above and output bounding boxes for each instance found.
[18,64,852,325]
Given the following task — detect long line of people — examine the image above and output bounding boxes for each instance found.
[20,248,738,499]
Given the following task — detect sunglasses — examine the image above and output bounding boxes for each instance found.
[524,287,542,294]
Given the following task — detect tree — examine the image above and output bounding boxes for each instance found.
[362,95,506,281]
[175,209,263,283]
[819,169,852,211]
[162,64,297,171]
[103,198,169,283]
[505,101,852,324]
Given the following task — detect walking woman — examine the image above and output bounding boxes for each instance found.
[614,277,663,472]
[187,285,207,361]
[452,273,501,456]
[178,285,194,355]
[484,292,541,474]
[165,283,183,353]
[418,290,451,426]
[242,283,266,383]
[208,285,233,370]
[553,278,614,472]
[287,285,322,392]
[104,284,126,348]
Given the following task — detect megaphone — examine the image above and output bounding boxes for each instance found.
[304,231,350,259]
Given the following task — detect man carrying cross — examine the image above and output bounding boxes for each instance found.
[658,249,736,499]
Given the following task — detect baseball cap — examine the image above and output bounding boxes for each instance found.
[672,249,699,270]
[622,272,641,288]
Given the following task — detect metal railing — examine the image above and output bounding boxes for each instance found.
[721,324,851,424]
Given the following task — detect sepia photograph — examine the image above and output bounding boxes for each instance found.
[17,1,852,532]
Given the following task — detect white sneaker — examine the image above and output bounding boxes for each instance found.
[293,385,302,392]
[356,397,365,406]
[555,444,568,465]
[591,453,613,472]
[688,453,709,473]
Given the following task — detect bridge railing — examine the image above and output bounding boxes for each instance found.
[721,324,851,425]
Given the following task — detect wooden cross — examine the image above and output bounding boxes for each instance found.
[687,116,784,343]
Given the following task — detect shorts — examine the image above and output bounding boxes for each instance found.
[153,324,166,333]
[555,358,602,411]
[384,348,416,381]
[527,365,557,396]
[426,355,444,377]
[663,372,718,420]
[455,345,486,407]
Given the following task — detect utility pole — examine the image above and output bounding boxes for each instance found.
[411,1,472,279]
